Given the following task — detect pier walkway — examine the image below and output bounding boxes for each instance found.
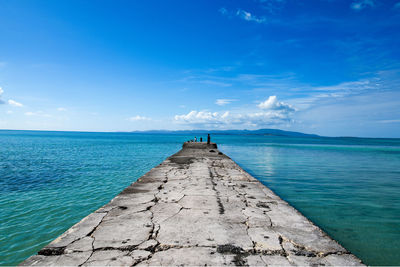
[22,142,363,266]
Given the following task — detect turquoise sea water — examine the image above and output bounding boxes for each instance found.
[0,131,399,265]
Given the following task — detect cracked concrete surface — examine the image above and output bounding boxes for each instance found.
[21,142,364,266]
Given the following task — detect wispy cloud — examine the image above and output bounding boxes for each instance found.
[199,79,232,87]
[8,99,23,107]
[258,0,286,14]
[128,115,151,121]
[215,99,237,106]
[394,2,400,9]
[175,96,294,129]
[57,107,67,111]
[219,7,228,15]
[219,7,267,24]
[0,87,4,104]
[311,79,380,96]
[1,87,24,107]
[286,71,395,110]
[180,68,399,112]
[24,111,51,117]
[236,9,267,24]
[378,119,400,123]
[205,65,236,73]
[351,0,375,11]
[178,70,297,91]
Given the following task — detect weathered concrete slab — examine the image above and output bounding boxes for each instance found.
[21,142,364,266]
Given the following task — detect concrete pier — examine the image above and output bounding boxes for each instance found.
[22,142,363,266]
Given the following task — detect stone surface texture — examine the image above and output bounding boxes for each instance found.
[21,142,364,266]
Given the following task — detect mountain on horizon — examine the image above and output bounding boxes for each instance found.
[131,128,319,138]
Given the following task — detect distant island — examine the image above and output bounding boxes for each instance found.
[130,128,320,138]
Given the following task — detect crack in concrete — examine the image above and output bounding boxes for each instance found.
[78,208,116,266]
[278,235,294,265]
[159,206,185,224]
[79,194,160,265]
[129,167,174,266]
[209,165,225,215]
[278,234,351,263]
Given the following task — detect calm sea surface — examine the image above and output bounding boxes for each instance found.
[0,130,399,265]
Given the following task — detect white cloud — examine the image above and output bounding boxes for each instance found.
[128,115,151,121]
[174,110,292,128]
[0,88,24,106]
[175,111,220,124]
[258,95,295,112]
[24,111,51,117]
[6,110,13,114]
[8,99,23,107]
[175,96,295,129]
[236,9,267,23]
[351,0,375,10]
[215,99,237,106]
[57,107,67,111]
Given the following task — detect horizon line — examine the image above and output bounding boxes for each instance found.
[1,128,399,139]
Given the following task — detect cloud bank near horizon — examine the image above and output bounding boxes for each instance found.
[174,96,295,129]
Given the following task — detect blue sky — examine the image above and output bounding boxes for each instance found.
[0,0,400,137]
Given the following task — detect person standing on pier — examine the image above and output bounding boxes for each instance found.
[194,137,197,142]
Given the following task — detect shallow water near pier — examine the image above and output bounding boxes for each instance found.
[0,131,399,265]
